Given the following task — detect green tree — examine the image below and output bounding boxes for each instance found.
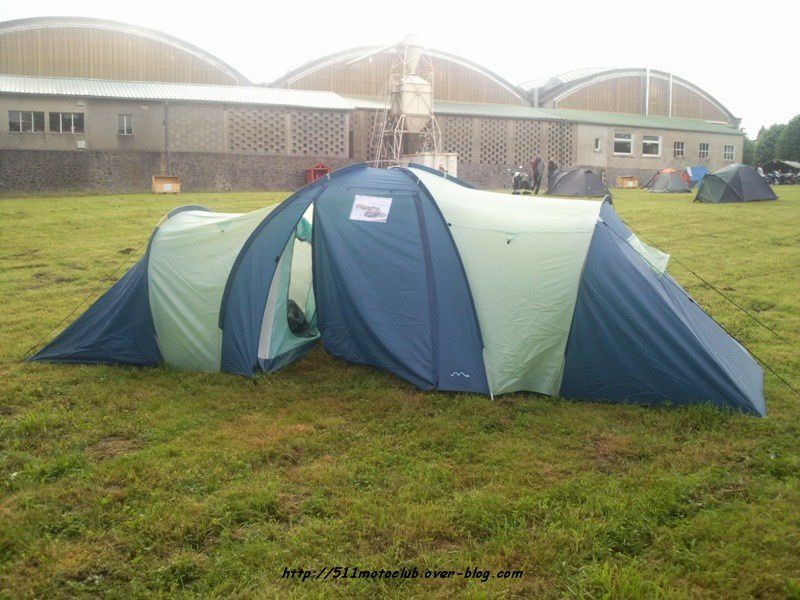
[754,124,786,166]
[776,114,800,161]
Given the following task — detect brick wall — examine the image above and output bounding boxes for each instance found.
[456,163,516,189]
[0,149,355,192]
[438,115,577,169]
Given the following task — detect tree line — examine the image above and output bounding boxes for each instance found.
[744,114,800,166]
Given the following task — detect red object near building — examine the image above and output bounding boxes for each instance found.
[305,163,332,183]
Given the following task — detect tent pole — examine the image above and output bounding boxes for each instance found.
[162,101,171,177]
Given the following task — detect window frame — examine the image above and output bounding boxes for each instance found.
[613,132,633,156]
[593,137,602,153]
[723,144,735,161]
[673,141,685,158]
[117,113,133,136]
[9,110,45,133]
[641,134,661,158]
[49,112,84,134]
[699,142,710,160]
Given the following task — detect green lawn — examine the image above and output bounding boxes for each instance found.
[1,186,799,599]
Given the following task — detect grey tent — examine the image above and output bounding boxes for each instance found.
[643,168,691,193]
[695,163,777,203]
[546,169,610,198]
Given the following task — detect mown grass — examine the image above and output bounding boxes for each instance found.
[0,186,798,599]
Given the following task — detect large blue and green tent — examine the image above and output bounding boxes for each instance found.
[32,163,765,415]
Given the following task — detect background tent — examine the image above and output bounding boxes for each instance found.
[546,169,610,198]
[695,163,777,203]
[686,166,708,187]
[643,168,691,193]
[32,163,765,415]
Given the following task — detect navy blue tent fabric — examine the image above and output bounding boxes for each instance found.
[314,185,434,388]
[30,256,161,366]
[560,206,765,416]
[259,343,316,374]
[219,183,323,376]
[598,201,628,238]
[312,166,487,393]
[736,169,776,201]
[411,183,489,393]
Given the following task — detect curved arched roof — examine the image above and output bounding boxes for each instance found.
[271,45,529,105]
[520,67,737,124]
[0,16,250,85]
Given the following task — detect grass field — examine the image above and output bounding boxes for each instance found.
[1,186,799,599]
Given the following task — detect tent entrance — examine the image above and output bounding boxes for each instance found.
[257,206,319,372]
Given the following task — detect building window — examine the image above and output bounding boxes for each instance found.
[613,133,632,155]
[673,141,685,158]
[49,112,84,134]
[642,135,661,157]
[118,114,133,135]
[699,143,710,159]
[723,144,735,161]
[594,137,602,153]
[8,110,44,133]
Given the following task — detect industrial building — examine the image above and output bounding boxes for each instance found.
[0,17,744,191]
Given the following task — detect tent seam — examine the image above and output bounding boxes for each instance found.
[412,191,440,388]
[396,166,491,395]
[555,205,604,396]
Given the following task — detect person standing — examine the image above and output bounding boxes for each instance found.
[530,153,544,195]
[547,158,558,190]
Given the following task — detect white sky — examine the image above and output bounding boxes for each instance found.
[1,0,796,137]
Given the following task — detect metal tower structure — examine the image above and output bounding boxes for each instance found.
[347,36,441,167]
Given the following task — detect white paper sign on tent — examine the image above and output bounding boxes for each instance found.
[349,195,392,223]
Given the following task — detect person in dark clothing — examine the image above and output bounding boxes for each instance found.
[547,159,558,188]
[530,154,544,195]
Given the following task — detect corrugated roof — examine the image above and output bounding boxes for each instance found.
[544,107,741,135]
[270,43,528,104]
[432,101,742,135]
[0,75,743,135]
[0,74,354,110]
[517,68,738,126]
[0,17,251,84]
[433,101,554,120]
[519,67,609,92]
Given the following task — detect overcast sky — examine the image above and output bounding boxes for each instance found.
[1,0,796,137]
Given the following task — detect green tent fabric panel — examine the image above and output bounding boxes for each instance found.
[713,163,739,183]
[410,169,601,396]
[626,234,669,274]
[289,215,316,325]
[148,207,273,372]
[696,175,728,202]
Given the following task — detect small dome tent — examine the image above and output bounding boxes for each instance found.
[695,164,777,203]
[32,163,765,416]
[643,168,691,193]
[546,169,610,198]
